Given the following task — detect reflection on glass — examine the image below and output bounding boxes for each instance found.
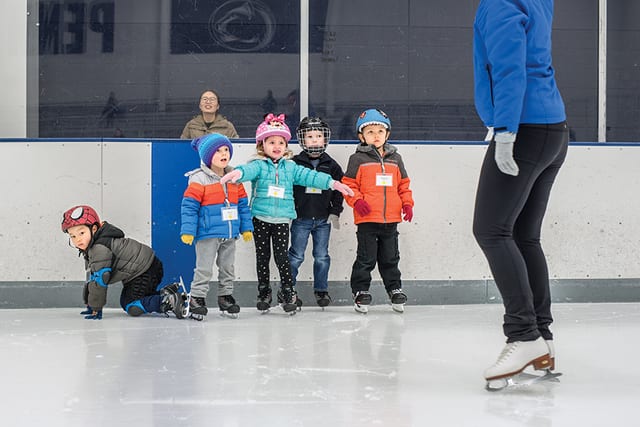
[31,0,618,141]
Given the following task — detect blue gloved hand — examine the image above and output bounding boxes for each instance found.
[84,309,103,320]
[80,306,93,315]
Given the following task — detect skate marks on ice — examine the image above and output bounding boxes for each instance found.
[5,304,640,427]
[484,382,559,427]
[483,369,562,426]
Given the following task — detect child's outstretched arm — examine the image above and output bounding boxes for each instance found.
[291,163,354,197]
[331,180,354,197]
[220,169,243,184]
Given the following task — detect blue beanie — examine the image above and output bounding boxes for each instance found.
[191,133,233,167]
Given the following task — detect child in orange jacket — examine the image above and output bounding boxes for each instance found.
[341,109,414,313]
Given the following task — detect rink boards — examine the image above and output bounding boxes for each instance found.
[0,139,639,306]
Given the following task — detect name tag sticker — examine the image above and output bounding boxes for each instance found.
[268,185,285,198]
[305,187,322,194]
[376,173,393,186]
[221,207,238,221]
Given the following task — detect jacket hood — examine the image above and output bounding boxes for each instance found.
[92,222,125,245]
[356,142,397,157]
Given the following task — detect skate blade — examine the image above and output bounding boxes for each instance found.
[391,303,405,313]
[178,303,190,319]
[354,304,369,314]
[281,304,298,315]
[189,313,206,321]
[485,370,563,391]
[178,277,190,319]
[316,299,330,309]
[518,370,563,384]
[219,312,239,319]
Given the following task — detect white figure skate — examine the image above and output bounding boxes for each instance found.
[484,337,560,391]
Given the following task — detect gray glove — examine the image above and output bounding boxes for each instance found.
[494,132,519,176]
[328,214,340,230]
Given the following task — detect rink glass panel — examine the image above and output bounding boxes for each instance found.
[27,0,640,142]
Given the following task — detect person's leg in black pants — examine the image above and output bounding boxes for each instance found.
[473,123,568,342]
[376,223,402,292]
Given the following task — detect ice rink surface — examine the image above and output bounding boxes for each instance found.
[1,302,639,427]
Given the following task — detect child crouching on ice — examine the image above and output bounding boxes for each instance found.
[62,205,188,320]
[220,113,353,314]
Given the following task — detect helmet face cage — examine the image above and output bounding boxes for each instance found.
[61,205,100,233]
[297,117,331,155]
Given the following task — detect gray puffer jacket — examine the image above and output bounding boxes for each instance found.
[82,222,155,310]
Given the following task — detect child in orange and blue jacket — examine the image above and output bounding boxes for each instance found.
[180,133,253,319]
[341,109,414,314]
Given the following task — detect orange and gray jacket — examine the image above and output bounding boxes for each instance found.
[342,143,413,225]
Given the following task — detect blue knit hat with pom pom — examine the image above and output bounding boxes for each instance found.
[191,133,233,167]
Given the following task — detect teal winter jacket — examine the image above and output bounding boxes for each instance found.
[236,157,335,220]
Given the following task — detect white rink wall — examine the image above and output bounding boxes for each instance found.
[1,139,638,285]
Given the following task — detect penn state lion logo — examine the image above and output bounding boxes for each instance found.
[209,0,276,52]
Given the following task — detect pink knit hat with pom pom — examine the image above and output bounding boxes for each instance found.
[255,113,291,144]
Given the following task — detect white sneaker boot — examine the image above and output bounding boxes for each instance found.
[484,337,551,380]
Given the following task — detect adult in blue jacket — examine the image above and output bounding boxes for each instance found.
[472,0,569,389]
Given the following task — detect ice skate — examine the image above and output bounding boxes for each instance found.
[546,339,556,371]
[314,291,331,310]
[282,291,302,311]
[160,279,190,319]
[277,287,298,315]
[484,337,553,391]
[218,295,240,319]
[256,286,272,313]
[189,296,207,321]
[388,288,407,313]
[353,290,372,314]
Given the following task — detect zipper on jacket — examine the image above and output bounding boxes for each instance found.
[374,148,388,223]
[222,183,233,238]
[486,64,495,107]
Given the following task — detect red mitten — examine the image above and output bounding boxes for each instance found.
[354,199,372,216]
[402,205,413,222]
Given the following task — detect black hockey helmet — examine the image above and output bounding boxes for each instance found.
[296,116,331,156]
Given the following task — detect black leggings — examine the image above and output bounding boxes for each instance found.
[473,122,569,342]
[253,217,293,290]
